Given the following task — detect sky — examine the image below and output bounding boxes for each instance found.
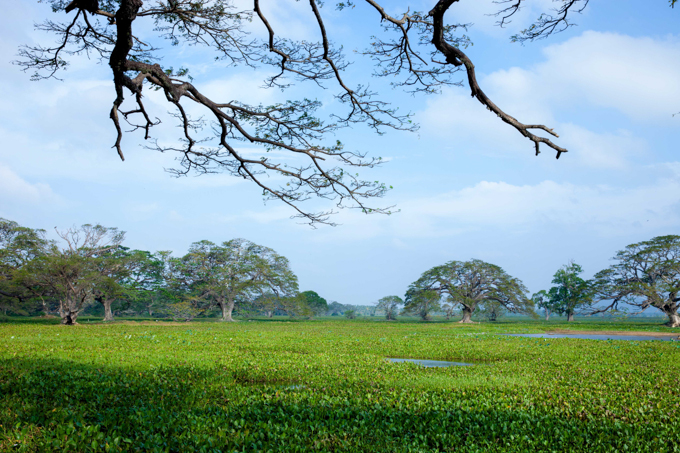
[1,1,678,307]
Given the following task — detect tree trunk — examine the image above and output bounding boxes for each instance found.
[666,313,680,328]
[219,298,236,322]
[103,299,115,322]
[567,312,574,322]
[147,306,153,317]
[60,307,79,325]
[544,309,551,321]
[459,307,473,323]
[266,310,273,318]
[60,294,87,325]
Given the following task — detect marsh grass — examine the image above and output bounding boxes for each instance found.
[1,319,679,452]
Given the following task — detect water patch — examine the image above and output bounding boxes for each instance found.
[503,333,678,342]
[387,358,473,367]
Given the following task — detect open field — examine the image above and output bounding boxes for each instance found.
[1,318,679,452]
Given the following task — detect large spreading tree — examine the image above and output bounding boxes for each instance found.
[408,259,533,323]
[16,224,126,325]
[590,235,680,327]
[0,219,52,315]
[16,0,638,224]
[168,238,298,321]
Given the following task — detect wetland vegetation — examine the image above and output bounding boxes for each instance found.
[1,317,679,452]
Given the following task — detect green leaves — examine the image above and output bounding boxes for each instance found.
[0,319,679,451]
[165,238,299,321]
[592,235,680,325]
[407,259,533,322]
[2,319,680,451]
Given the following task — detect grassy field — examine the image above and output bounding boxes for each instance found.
[1,317,679,452]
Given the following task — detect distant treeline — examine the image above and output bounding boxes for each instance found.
[2,219,679,327]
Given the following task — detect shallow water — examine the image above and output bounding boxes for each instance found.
[386,358,473,367]
[503,333,678,341]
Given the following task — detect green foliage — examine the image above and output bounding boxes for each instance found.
[532,289,558,320]
[299,291,328,316]
[376,295,402,320]
[165,301,202,322]
[166,239,298,321]
[592,235,680,326]
[407,259,533,322]
[548,261,592,320]
[279,293,314,319]
[344,309,356,319]
[402,289,440,321]
[478,300,507,321]
[0,218,52,315]
[14,224,125,325]
[0,319,679,452]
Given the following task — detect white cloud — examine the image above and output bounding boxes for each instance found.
[484,31,680,122]
[558,124,647,170]
[419,31,678,167]
[309,164,680,241]
[0,164,61,205]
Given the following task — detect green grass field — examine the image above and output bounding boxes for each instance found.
[1,318,679,452]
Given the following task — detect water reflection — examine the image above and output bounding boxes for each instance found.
[386,358,473,367]
[503,333,678,341]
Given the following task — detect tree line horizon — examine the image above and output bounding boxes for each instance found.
[1,218,679,327]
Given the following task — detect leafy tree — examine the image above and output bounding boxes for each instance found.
[252,292,281,318]
[591,235,680,327]
[344,309,356,320]
[92,248,165,321]
[21,1,657,223]
[0,219,52,315]
[299,291,328,316]
[279,293,314,318]
[402,289,440,321]
[91,246,131,322]
[440,297,458,320]
[168,239,298,322]
[122,250,166,317]
[16,224,125,325]
[408,259,532,323]
[544,261,592,322]
[532,289,559,321]
[479,300,507,322]
[166,300,202,322]
[376,295,402,320]
[326,301,345,316]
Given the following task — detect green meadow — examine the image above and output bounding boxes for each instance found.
[1,318,679,452]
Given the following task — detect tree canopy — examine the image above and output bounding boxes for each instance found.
[532,289,558,321]
[543,261,592,322]
[0,219,51,311]
[591,235,680,327]
[167,238,298,321]
[402,289,440,321]
[15,224,125,325]
[298,290,328,316]
[407,259,533,323]
[376,295,402,320]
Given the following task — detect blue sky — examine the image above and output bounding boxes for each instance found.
[1,1,678,306]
